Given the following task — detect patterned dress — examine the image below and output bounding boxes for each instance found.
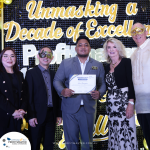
[106,72,138,150]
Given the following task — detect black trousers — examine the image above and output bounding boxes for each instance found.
[29,108,56,150]
[137,113,150,149]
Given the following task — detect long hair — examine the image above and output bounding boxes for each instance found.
[0,47,19,73]
[103,38,126,63]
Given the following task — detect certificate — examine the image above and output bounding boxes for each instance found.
[69,74,96,94]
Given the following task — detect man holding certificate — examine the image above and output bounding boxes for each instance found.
[53,36,106,150]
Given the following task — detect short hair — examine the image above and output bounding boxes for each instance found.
[76,36,90,46]
[0,47,19,73]
[103,38,126,63]
[38,45,53,54]
[132,22,146,31]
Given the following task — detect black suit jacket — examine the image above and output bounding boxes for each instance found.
[25,66,61,124]
[105,58,135,99]
[0,69,27,128]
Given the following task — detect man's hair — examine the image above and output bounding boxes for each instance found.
[132,22,146,30]
[38,45,53,54]
[76,36,90,46]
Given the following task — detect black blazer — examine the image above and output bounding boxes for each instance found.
[25,66,61,124]
[0,69,27,128]
[105,58,135,99]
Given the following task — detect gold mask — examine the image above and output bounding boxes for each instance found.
[131,27,145,36]
[39,50,53,59]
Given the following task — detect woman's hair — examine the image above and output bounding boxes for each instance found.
[103,38,126,63]
[0,47,19,73]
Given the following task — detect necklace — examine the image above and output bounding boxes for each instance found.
[111,60,119,68]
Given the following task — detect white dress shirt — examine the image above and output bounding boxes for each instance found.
[131,38,150,114]
[78,56,89,105]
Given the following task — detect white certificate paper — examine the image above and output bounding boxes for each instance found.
[69,74,96,94]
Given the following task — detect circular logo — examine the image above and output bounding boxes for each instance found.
[0,132,31,150]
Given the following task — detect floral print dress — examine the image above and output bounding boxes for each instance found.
[106,72,138,150]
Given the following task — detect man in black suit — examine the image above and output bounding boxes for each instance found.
[25,46,62,150]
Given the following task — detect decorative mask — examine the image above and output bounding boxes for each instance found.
[131,27,145,36]
[39,50,53,59]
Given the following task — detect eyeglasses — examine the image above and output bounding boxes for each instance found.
[130,27,145,36]
[39,50,53,59]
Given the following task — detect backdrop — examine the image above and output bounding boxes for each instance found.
[3,0,150,149]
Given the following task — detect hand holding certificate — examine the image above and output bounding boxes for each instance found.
[61,88,74,97]
[69,74,96,94]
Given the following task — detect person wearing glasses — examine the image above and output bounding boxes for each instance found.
[0,47,27,138]
[25,46,62,150]
[131,22,150,149]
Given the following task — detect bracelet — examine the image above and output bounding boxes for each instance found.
[128,101,134,105]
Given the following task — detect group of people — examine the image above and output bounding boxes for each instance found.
[0,46,62,150]
[0,22,149,150]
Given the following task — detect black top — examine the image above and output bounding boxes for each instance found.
[8,73,19,108]
[0,67,27,129]
[105,58,135,99]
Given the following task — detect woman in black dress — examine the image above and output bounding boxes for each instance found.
[0,47,27,138]
[103,38,138,150]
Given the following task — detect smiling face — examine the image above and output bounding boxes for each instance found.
[131,23,148,47]
[106,42,119,58]
[75,39,91,58]
[2,50,16,69]
[37,47,54,69]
